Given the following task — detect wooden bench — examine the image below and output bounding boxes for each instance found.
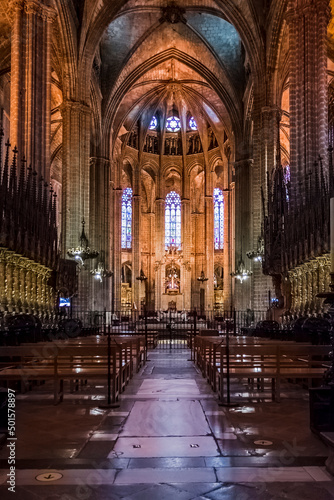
[0,337,145,404]
[194,337,330,402]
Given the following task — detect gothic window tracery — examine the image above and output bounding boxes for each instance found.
[121,187,132,249]
[149,116,157,130]
[283,165,290,202]
[189,117,197,130]
[214,188,224,250]
[165,191,181,249]
[166,116,181,132]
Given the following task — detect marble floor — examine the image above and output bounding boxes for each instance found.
[0,347,333,499]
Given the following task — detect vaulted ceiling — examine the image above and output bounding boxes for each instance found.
[1,0,334,159]
[99,6,245,147]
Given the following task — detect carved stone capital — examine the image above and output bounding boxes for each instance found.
[41,5,57,23]
[261,105,282,123]
[89,156,111,169]
[59,100,91,118]
[9,0,24,13]
[25,0,44,16]
[233,159,253,171]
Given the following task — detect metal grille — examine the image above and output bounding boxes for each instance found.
[64,309,268,348]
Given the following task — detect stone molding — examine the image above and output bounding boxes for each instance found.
[59,100,91,117]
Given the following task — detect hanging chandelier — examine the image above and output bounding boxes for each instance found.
[136,270,148,282]
[67,219,99,265]
[197,270,208,282]
[197,257,208,282]
[231,256,252,283]
[90,262,113,282]
[246,235,264,262]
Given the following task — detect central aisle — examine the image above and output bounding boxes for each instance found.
[112,350,218,459]
[0,346,333,499]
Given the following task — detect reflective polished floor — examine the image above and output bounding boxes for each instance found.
[0,347,334,499]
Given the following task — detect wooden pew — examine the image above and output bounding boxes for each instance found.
[194,336,330,402]
[0,337,145,404]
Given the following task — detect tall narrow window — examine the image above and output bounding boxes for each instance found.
[283,165,290,202]
[121,188,132,249]
[165,191,181,249]
[214,188,224,249]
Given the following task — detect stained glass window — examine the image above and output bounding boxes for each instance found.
[165,191,181,249]
[121,188,132,249]
[149,116,157,130]
[283,165,290,202]
[166,116,181,132]
[189,116,197,130]
[214,188,224,250]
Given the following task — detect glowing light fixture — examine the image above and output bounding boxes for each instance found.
[90,262,113,283]
[136,270,148,282]
[231,255,252,283]
[246,235,264,262]
[67,219,99,265]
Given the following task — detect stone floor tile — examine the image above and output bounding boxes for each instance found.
[121,400,209,436]
[128,457,206,468]
[111,436,219,458]
[115,467,216,484]
[216,466,315,482]
[122,483,194,500]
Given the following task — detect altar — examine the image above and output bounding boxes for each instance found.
[161,293,184,311]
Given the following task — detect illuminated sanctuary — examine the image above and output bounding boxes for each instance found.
[1,2,334,498]
[0,0,332,321]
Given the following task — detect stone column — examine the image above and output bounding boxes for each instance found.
[223,187,233,310]
[181,166,192,310]
[146,212,155,310]
[154,162,165,311]
[223,146,233,311]
[234,159,252,310]
[113,187,123,313]
[10,0,56,176]
[204,168,215,311]
[60,100,91,312]
[60,100,91,252]
[132,165,141,310]
[287,0,330,200]
[90,156,111,311]
[251,100,279,311]
[192,213,200,310]
[154,199,165,312]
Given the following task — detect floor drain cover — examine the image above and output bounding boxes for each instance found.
[254,440,273,446]
[36,472,63,482]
